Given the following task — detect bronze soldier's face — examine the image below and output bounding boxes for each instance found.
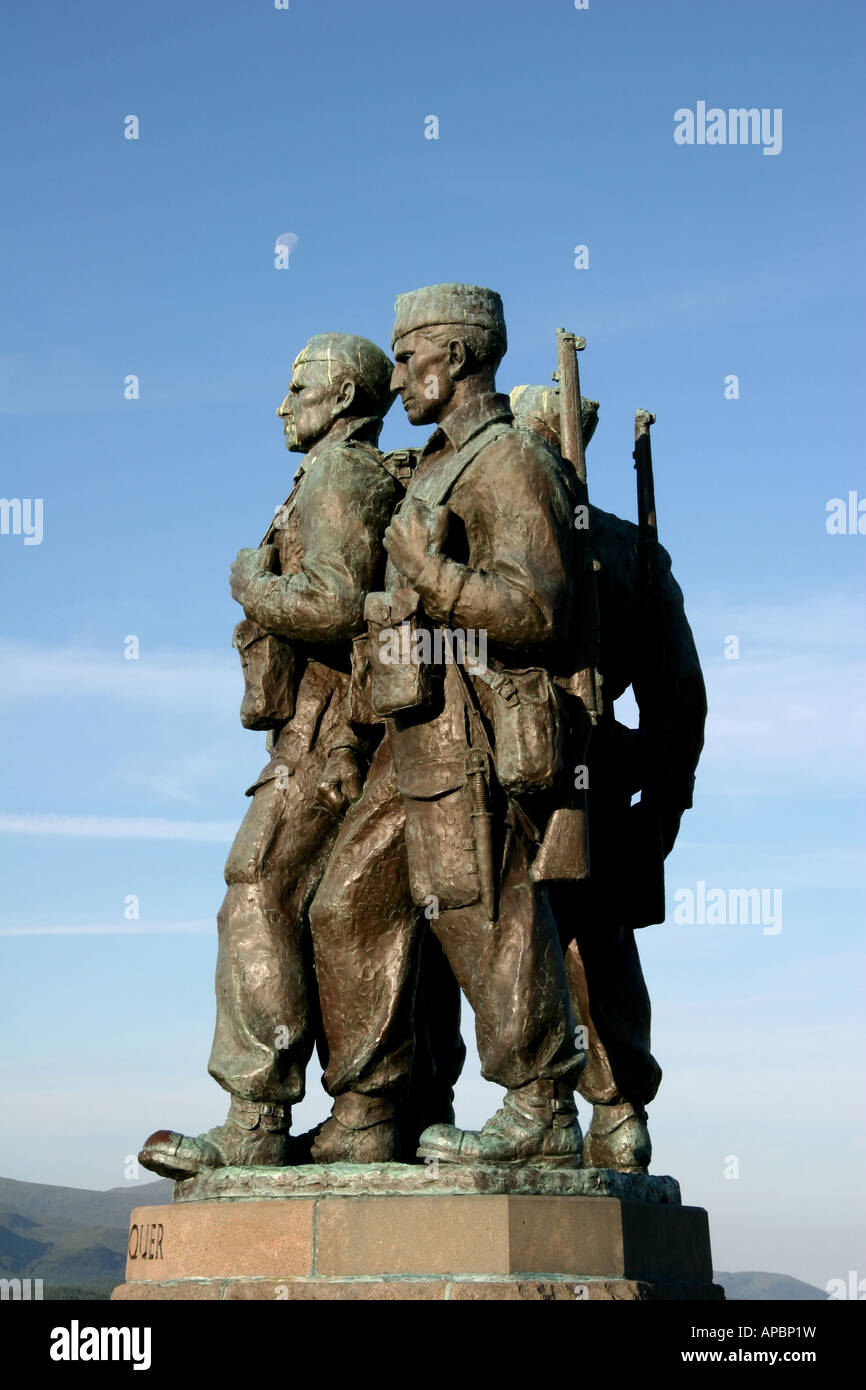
[276,362,341,453]
[391,330,454,426]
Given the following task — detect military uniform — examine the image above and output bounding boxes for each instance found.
[139,332,468,1179]
[208,415,402,1107]
[552,503,706,1113]
[310,383,584,1131]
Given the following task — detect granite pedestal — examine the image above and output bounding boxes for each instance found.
[112,1164,723,1301]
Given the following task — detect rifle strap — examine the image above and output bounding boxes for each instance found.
[408,419,512,511]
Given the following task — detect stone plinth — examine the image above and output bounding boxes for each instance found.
[111,1164,723,1301]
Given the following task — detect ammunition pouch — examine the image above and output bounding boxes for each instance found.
[475,666,564,795]
[233,619,295,731]
[364,588,433,717]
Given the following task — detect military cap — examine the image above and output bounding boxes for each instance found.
[293,333,394,415]
[510,383,599,450]
[392,283,506,349]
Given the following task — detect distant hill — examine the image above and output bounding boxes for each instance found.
[715,1271,828,1300]
[0,1176,170,1300]
[0,1176,170,1230]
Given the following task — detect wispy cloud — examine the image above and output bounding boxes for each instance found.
[685,592,866,796]
[0,920,213,936]
[0,814,235,841]
[0,642,237,711]
[579,259,858,343]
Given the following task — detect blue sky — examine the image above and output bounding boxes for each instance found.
[1,0,863,1288]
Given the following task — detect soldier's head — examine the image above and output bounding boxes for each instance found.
[509,384,599,452]
[277,333,396,453]
[390,283,507,426]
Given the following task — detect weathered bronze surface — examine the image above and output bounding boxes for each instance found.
[139,285,706,1185]
[171,1163,682,1203]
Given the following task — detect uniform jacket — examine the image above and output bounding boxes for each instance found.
[241,418,399,793]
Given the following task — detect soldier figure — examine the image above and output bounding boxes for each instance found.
[137,307,705,1182]
[308,285,587,1166]
[511,384,707,1170]
[138,333,410,1178]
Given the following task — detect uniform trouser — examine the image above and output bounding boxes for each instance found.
[207,725,342,1107]
[549,882,662,1109]
[310,735,582,1099]
[207,699,465,1112]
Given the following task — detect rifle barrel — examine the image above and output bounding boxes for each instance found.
[556,328,586,484]
[633,409,659,597]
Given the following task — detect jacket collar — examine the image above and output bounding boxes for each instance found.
[298,414,381,479]
[425,391,513,455]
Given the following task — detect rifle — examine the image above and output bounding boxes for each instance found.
[524,331,602,888]
[554,328,603,726]
[631,409,666,925]
[634,410,659,595]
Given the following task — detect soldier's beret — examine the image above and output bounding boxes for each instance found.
[292,334,394,415]
[392,283,506,349]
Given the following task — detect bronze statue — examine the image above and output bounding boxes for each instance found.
[138,286,706,1181]
[138,332,461,1178]
[309,285,589,1166]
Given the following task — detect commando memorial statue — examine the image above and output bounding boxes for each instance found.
[121,285,717,1302]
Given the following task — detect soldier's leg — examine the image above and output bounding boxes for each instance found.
[139,739,342,1179]
[308,736,425,1161]
[418,827,585,1165]
[208,771,336,1104]
[436,831,579,1089]
[401,930,466,1152]
[551,881,661,1171]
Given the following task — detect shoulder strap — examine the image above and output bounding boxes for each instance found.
[409,419,512,511]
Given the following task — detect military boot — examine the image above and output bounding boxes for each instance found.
[138,1097,290,1180]
[417,1079,583,1166]
[310,1092,400,1164]
[583,1101,651,1172]
[398,1083,456,1160]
